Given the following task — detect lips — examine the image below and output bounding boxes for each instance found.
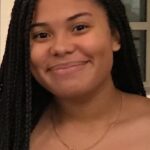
[49,60,89,72]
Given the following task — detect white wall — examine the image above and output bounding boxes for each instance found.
[0,0,14,62]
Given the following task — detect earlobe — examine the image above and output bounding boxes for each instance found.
[112,30,121,52]
[113,41,121,52]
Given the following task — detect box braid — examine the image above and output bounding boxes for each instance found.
[0,0,38,149]
[0,0,146,150]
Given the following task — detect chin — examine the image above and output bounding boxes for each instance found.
[50,87,88,100]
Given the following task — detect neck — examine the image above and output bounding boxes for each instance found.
[51,83,122,124]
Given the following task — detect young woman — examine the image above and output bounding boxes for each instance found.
[0,0,150,150]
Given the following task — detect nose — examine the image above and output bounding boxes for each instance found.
[50,34,75,57]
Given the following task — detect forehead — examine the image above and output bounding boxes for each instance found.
[36,0,96,10]
[34,0,106,21]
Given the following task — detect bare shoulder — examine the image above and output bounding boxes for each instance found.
[111,92,150,149]
[120,92,150,127]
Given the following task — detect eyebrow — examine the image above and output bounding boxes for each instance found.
[66,12,92,21]
[30,12,92,29]
[30,23,48,29]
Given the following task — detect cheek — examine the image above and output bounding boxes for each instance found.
[30,43,50,68]
[77,32,114,75]
[77,31,114,59]
[30,48,50,92]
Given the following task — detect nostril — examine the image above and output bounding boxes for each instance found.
[51,49,75,57]
[50,42,75,56]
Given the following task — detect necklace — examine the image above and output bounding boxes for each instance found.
[51,93,123,150]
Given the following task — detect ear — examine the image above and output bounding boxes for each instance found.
[112,30,121,52]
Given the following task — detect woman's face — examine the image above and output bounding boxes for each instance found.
[30,0,120,99]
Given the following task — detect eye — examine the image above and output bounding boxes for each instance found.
[31,32,51,41]
[72,24,89,33]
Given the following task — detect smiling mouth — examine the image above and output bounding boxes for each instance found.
[49,61,89,74]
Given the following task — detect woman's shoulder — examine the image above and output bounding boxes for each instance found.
[92,92,150,150]
[112,93,150,149]
[119,92,150,129]
[121,92,150,121]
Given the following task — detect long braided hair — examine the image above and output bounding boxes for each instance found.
[95,0,146,96]
[0,0,146,149]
